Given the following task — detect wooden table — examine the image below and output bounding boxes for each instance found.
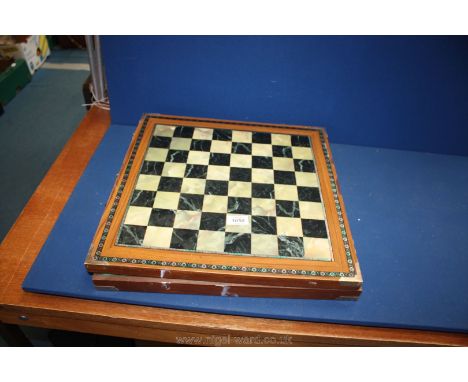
[1,108,467,346]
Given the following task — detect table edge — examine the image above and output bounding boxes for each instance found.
[0,108,466,346]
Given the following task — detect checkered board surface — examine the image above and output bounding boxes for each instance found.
[116,124,333,261]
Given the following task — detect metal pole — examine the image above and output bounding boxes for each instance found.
[94,36,106,101]
[85,35,105,102]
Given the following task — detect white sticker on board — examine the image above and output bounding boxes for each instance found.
[226,215,249,225]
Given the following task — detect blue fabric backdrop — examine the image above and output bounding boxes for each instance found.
[102,36,468,156]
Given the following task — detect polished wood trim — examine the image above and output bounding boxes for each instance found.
[0,108,466,346]
[85,263,360,289]
[92,273,361,299]
[1,305,466,346]
[0,107,111,289]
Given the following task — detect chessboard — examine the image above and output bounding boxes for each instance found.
[117,123,332,261]
[85,114,362,298]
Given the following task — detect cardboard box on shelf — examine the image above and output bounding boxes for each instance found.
[0,35,50,75]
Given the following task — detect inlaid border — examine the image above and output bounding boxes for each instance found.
[92,115,356,278]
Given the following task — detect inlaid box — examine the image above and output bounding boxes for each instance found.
[85,114,362,298]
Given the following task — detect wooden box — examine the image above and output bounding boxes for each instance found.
[85,114,362,299]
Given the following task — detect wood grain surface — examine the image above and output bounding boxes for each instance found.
[0,107,466,346]
[92,273,361,299]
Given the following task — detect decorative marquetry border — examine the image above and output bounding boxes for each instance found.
[93,115,356,278]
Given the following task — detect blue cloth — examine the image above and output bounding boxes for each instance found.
[23,123,468,333]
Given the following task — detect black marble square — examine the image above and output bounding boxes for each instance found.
[209,153,231,166]
[166,149,189,163]
[170,228,198,250]
[212,129,232,141]
[140,160,164,175]
[200,212,226,231]
[291,135,311,147]
[118,224,147,246]
[252,132,271,144]
[190,139,211,152]
[272,145,292,158]
[224,233,251,254]
[252,156,273,169]
[150,135,171,148]
[230,167,252,182]
[173,126,194,138]
[274,170,296,185]
[252,183,275,199]
[184,164,208,179]
[232,142,252,155]
[294,159,315,172]
[301,219,328,238]
[278,236,304,257]
[205,180,229,196]
[252,216,277,235]
[276,200,300,218]
[228,197,251,214]
[298,186,321,202]
[158,177,183,192]
[148,208,176,227]
[130,190,156,207]
[178,193,204,211]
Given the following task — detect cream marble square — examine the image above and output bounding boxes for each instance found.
[193,127,213,140]
[206,165,230,181]
[271,133,291,146]
[252,143,273,157]
[251,168,274,184]
[154,124,176,137]
[181,178,206,195]
[135,174,160,191]
[295,172,319,187]
[292,146,314,160]
[303,237,333,261]
[124,206,152,226]
[232,130,252,143]
[145,147,168,162]
[170,137,192,151]
[228,181,252,197]
[251,234,279,256]
[225,214,251,233]
[274,184,299,201]
[276,217,303,236]
[153,191,180,210]
[187,151,210,165]
[173,210,202,230]
[273,157,295,171]
[143,226,173,248]
[197,230,226,253]
[252,198,276,217]
[162,162,186,178]
[230,154,252,168]
[210,140,232,154]
[299,201,325,220]
[203,195,228,213]
[181,178,206,194]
